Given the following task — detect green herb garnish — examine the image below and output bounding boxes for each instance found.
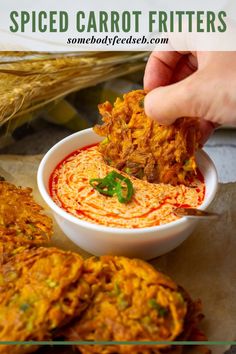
[101,137,109,145]
[118,296,129,310]
[46,279,58,288]
[109,281,121,297]
[176,293,185,304]
[89,171,134,204]
[20,303,30,312]
[139,98,144,108]
[148,299,169,317]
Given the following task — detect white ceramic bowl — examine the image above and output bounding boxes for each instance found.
[37,128,218,260]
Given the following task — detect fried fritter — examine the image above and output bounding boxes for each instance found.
[0,235,30,264]
[65,256,205,354]
[0,247,91,354]
[0,181,53,262]
[94,90,201,185]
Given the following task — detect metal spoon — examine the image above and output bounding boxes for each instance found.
[174,207,220,220]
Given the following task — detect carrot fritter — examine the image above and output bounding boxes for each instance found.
[94,90,201,185]
[0,235,30,264]
[0,181,53,262]
[65,256,205,354]
[0,247,91,354]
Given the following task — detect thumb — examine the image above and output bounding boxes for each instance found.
[144,73,201,125]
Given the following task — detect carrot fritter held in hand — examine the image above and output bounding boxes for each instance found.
[94,90,201,185]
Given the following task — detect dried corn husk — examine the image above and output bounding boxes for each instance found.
[0,51,147,126]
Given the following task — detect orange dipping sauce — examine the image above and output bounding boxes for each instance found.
[50,145,205,229]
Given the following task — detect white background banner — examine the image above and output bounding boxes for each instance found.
[0,0,236,51]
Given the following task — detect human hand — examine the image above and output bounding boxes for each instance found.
[144,51,236,143]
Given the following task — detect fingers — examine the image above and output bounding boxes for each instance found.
[144,73,199,125]
[143,51,182,91]
[171,54,197,83]
[144,78,217,144]
[198,120,217,145]
[144,51,236,138]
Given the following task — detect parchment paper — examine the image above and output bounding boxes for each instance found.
[0,154,235,354]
